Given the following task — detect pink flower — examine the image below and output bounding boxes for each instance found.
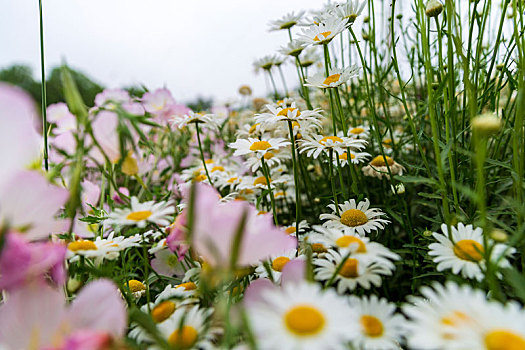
[94,89,130,107]
[190,184,296,267]
[0,279,127,349]
[0,233,66,291]
[0,170,69,241]
[166,212,190,260]
[0,83,41,184]
[142,88,190,123]
[81,180,100,214]
[47,103,76,134]
[112,187,129,205]
[89,111,120,163]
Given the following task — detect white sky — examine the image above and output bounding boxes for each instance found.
[0,0,328,104]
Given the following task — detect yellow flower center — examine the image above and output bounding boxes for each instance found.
[253,176,270,186]
[360,315,384,337]
[311,243,327,253]
[323,73,341,85]
[335,236,366,252]
[453,240,484,262]
[285,227,296,234]
[313,31,332,41]
[370,155,394,167]
[211,165,224,172]
[128,280,146,292]
[249,123,260,134]
[168,326,198,349]
[205,159,214,164]
[151,301,176,323]
[277,107,301,117]
[339,152,355,161]
[382,138,393,148]
[350,127,365,134]
[319,136,343,145]
[193,174,207,182]
[264,152,274,160]
[68,240,97,252]
[176,282,197,291]
[485,330,525,350]
[271,256,291,272]
[250,140,272,151]
[227,177,238,183]
[340,209,368,227]
[338,258,359,278]
[285,305,325,336]
[126,210,153,221]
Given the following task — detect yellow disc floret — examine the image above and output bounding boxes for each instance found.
[340,209,368,227]
[360,315,384,337]
[168,326,198,349]
[319,136,343,145]
[151,301,176,323]
[285,305,325,336]
[68,240,97,252]
[484,330,525,350]
[323,73,341,85]
[126,210,153,221]
[313,31,332,42]
[453,240,484,262]
[271,257,291,272]
[338,258,359,278]
[370,155,394,167]
[277,107,301,117]
[335,236,366,252]
[250,140,272,151]
[128,280,146,293]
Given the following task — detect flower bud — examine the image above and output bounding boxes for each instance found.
[490,229,508,243]
[426,0,444,17]
[471,112,502,137]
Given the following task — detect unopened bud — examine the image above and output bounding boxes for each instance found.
[490,229,508,243]
[423,230,433,237]
[471,112,502,137]
[426,0,444,17]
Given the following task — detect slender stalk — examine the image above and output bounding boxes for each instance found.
[287,120,301,232]
[261,156,279,226]
[39,0,49,171]
[195,123,214,187]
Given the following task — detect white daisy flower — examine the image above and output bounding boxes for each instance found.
[402,281,492,349]
[279,40,308,57]
[307,226,399,267]
[428,222,514,281]
[320,199,390,236]
[254,55,279,72]
[362,155,405,179]
[127,279,147,299]
[66,232,141,265]
[255,102,324,127]
[155,305,215,350]
[172,111,220,130]
[299,47,321,68]
[247,281,358,349]
[229,137,290,157]
[331,0,367,24]
[297,16,348,46]
[349,295,406,350]
[244,151,283,172]
[106,196,175,228]
[255,249,304,283]
[348,125,370,139]
[334,150,371,166]
[268,11,305,31]
[305,66,360,89]
[299,134,367,159]
[314,249,394,293]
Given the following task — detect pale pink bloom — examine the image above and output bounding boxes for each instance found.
[49,329,112,350]
[166,212,190,260]
[81,180,100,214]
[190,184,296,267]
[0,279,127,350]
[0,83,41,184]
[0,170,69,241]
[151,249,185,277]
[112,187,130,205]
[89,111,120,163]
[50,132,76,163]
[94,89,130,107]
[47,103,76,134]
[0,233,66,291]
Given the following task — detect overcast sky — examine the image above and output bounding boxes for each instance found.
[0,0,334,103]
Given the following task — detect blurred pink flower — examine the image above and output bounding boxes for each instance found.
[166,212,189,260]
[0,279,127,349]
[0,170,69,241]
[81,180,100,214]
[89,111,120,163]
[142,88,190,123]
[190,184,296,267]
[47,103,76,134]
[0,233,66,291]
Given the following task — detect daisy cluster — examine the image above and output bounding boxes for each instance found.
[1,0,524,349]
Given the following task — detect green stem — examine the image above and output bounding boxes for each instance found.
[287,121,301,232]
[39,0,48,171]
[195,123,214,187]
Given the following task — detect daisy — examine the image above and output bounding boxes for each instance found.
[314,249,394,293]
[127,279,147,298]
[297,16,348,46]
[362,155,405,179]
[229,137,290,157]
[299,47,321,68]
[280,40,307,57]
[269,11,305,30]
[349,295,406,350]
[254,55,278,72]
[331,0,367,24]
[305,66,360,89]
[247,281,358,349]
[244,151,283,172]
[156,305,215,350]
[255,102,324,127]
[255,249,304,283]
[428,222,514,281]
[348,125,370,139]
[172,111,219,130]
[106,196,175,228]
[320,199,390,236]
[335,150,371,166]
[402,281,491,349]
[299,134,367,159]
[307,226,399,267]
[66,232,141,265]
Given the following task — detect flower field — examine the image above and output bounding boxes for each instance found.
[1,0,525,349]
